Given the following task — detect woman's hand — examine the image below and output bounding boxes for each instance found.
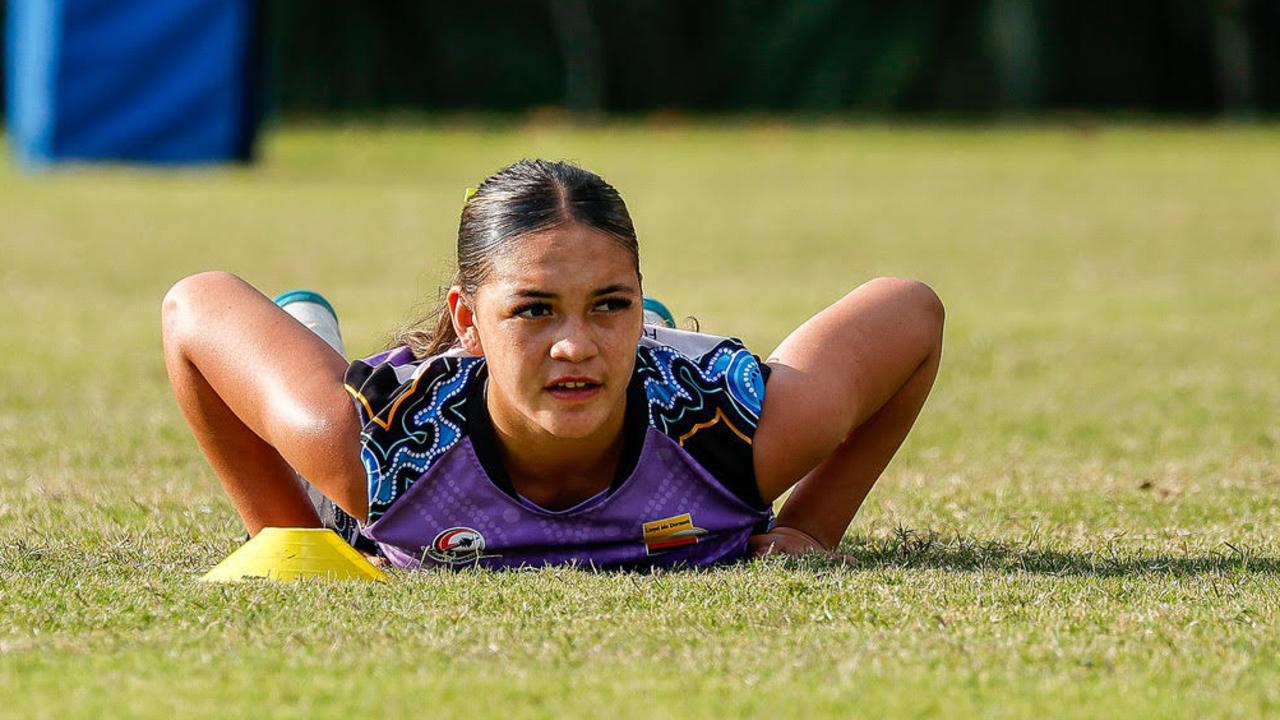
[747,525,829,558]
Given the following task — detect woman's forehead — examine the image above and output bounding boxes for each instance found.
[486,225,639,294]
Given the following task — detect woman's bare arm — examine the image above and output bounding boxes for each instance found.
[161,271,367,533]
[751,277,944,553]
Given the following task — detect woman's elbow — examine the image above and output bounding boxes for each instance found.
[161,271,245,346]
[860,276,945,347]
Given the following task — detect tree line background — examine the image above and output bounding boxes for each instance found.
[4,0,1278,118]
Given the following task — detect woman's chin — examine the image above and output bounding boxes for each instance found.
[535,411,608,440]
[542,423,602,440]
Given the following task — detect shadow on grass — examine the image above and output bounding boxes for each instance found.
[807,527,1280,577]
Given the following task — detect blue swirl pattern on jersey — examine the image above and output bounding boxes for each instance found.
[636,339,765,435]
[358,356,483,520]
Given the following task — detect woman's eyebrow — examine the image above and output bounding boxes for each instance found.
[591,284,637,296]
[511,284,637,299]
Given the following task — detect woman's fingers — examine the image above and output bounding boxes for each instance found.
[748,526,827,557]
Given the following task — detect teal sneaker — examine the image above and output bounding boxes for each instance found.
[642,297,676,328]
[274,289,346,357]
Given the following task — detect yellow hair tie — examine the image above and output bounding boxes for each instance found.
[463,187,477,203]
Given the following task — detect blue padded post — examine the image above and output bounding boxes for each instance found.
[6,0,259,166]
[6,0,62,166]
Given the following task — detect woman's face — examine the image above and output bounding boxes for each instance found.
[454,222,643,441]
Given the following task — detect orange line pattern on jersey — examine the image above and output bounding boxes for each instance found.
[676,406,751,447]
[344,365,429,431]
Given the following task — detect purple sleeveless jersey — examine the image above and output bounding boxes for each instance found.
[343,326,774,571]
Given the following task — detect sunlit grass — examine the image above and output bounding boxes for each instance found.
[1,122,1277,718]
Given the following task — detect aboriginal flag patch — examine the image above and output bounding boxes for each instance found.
[642,513,708,555]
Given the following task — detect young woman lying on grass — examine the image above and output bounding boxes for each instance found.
[161,159,943,569]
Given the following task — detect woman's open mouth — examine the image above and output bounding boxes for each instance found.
[545,378,602,403]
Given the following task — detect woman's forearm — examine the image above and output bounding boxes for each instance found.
[772,434,885,550]
[773,345,942,550]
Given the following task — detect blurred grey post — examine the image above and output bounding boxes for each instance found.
[550,0,605,115]
[1211,0,1256,119]
[986,0,1041,113]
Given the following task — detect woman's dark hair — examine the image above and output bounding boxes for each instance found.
[394,159,639,358]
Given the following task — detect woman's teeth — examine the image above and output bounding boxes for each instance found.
[555,382,590,389]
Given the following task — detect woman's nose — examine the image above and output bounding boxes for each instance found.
[549,321,599,362]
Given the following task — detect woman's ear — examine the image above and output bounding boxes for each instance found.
[447,286,484,355]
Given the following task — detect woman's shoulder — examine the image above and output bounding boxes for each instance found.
[344,345,486,520]
[633,326,770,508]
[343,345,484,434]
[635,326,768,419]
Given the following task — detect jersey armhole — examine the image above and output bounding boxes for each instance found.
[636,341,771,510]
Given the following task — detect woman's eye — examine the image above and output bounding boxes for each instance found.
[594,298,633,313]
[514,303,552,319]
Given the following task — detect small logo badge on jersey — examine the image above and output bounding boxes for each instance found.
[642,513,708,555]
[425,527,492,565]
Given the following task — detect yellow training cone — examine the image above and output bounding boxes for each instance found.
[201,528,388,583]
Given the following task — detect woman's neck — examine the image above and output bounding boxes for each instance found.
[486,392,628,511]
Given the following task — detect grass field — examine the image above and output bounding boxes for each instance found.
[1,122,1278,719]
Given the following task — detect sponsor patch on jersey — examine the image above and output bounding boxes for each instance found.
[424,527,494,565]
[642,513,708,555]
